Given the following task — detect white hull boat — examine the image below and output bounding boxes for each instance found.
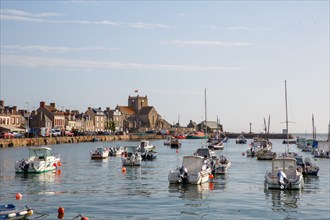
[256,148,277,160]
[91,147,109,159]
[214,155,231,175]
[168,155,211,185]
[122,146,142,166]
[264,157,304,190]
[15,147,61,174]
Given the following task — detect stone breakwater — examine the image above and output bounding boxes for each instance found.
[0,134,163,148]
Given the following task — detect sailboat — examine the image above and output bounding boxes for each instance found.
[264,80,304,190]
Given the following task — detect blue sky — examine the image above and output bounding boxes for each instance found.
[0,1,329,133]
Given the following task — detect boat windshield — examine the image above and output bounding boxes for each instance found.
[29,148,51,158]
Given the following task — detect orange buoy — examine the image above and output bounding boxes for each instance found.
[57,161,62,166]
[81,217,89,220]
[209,174,214,179]
[15,193,22,200]
[58,207,65,215]
[58,213,64,219]
[121,167,126,173]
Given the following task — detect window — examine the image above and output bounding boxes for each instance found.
[16,117,19,124]
[11,117,15,124]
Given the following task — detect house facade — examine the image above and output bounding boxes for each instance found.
[85,107,106,132]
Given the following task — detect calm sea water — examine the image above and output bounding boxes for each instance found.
[0,137,329,220]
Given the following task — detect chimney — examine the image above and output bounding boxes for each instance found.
[40,101,45,108]
[98,107,101,110]
[0,100,4,108]
[13,106,17,112]
[50,103,55,108]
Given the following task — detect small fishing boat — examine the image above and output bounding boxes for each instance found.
[214,155,231,175]
[122,146,142,166]
[174,133,186,139]
[108,146,125,156]
[14,147,61,174]
[0,204,33,220]
[264,156,304,190]
[295,156,320,176]
[208,140,224,150]
[256,148,277,160]
[138,140,157,160]
[186,131,207,139]
[168,155,211,184]
[170,138,182,148]
[90,147,109,159]
[236,134,247,144]
[164,136,172,145]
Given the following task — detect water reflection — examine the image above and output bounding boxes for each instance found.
[168,183,212,200]
[15,170,62,195]
[265,189,302,219]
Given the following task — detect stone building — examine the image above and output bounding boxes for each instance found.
[31,102,66,130]
[0,100,24,132]
[85,107,106,132]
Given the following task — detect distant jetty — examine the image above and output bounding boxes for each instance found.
[224,132,293,139]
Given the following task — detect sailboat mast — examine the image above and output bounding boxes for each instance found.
[285,80,289,151]
[204,88,207,135]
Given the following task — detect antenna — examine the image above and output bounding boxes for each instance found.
[285,80,289,151]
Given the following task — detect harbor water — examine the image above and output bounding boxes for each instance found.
[0,138,329,219]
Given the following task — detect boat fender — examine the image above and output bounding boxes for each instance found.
[7,213,17,218]
[18,210,28,216]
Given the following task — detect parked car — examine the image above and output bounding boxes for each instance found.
[145,130,156,134]
[65,131,74,136]
[11,132,23,138]
[51,129,61,137]
[0,132,14,138]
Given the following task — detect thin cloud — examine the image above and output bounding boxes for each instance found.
[1,9,169,28]
[164,40,251,47]
[128,22,170,29]
[1,45,118,53]
[1,54,241,72]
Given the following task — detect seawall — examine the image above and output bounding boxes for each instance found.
[0,134,163,148]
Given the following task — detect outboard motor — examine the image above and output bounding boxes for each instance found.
[19,160,30,173]
[277,170,288,189]
[179,166,189,184]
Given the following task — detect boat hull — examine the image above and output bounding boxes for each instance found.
[264,173,304,190]
[168,169,210,185]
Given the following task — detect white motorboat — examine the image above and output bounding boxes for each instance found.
[168,155,211,184]
[265,81,304,190]
[14,147,61,174]
[138,140,157,160]
[214,155,231,175]
[236,134,247,144]
[90,147,109,159]
[122,146,142,166]
[208,140,224,150]
[264,156,304,190]
[109,146,125,156]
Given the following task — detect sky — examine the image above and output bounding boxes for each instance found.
[0,1,329,134]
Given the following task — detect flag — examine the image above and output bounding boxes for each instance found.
[134,89,138,93]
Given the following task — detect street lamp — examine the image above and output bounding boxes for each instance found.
[25,102,29,134]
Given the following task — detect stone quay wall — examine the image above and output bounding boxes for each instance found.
[0,134,164,148]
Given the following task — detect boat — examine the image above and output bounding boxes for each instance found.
[174,133,186,139]
[0,204,33,220]
[186,131,207,139]
[138,140,158,160]
[208,140,224,150]
[14,147,61,174]
[170,138,182,148]
[264,81,304,190]
[295,156,319,176]
[121,146,142,166]
[264,156,304,190]
[168,155,211,184]
[108,146,125,156]
[90,146,109,159]
[214,155,231,175]
[164,136,172,145]
[256,148,277,160]
[236,134,247,144]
